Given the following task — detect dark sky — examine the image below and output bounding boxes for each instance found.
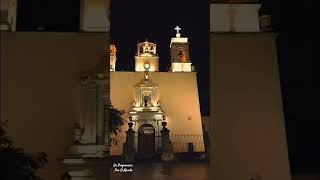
[265,0,316,173]
[15,0,316,173]
[16,0,80,31]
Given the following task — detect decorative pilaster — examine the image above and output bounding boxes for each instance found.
[61,75,110,180]
[81,82,98,144]
[96,85,106,145]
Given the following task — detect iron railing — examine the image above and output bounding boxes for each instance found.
[110,134,205,156]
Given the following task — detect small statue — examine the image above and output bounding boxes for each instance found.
[143,96,151,107]
[144,97,148,107]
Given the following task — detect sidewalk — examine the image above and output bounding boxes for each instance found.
[110,161,209,180]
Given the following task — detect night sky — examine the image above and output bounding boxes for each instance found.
[15,0,316,173]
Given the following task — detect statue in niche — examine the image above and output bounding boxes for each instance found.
[178,49,187,62]
[143,95,151,107]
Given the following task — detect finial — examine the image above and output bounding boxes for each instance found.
[161,121,167,128]
[128,122,133,130]
[174,26,181,38]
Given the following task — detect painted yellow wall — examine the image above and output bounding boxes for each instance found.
[1,32,108,180]
[110,71,205,152]
[210,33,291,180]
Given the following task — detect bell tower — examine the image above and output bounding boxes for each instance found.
[135,40,159,72]
[110,44,117,71]
[169,26,192,72]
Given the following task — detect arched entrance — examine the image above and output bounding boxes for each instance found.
[138,124,155,158]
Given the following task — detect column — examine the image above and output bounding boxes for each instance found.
[82,83,97,144]
[104,84,110,149]
[96,83,106,145]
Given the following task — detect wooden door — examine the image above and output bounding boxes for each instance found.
[138,124,155,157]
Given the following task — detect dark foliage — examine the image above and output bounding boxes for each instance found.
[0,121,47,180]
[108,102,125,136]
[106,102,126,145]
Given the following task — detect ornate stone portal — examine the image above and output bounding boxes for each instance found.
[126,72,165,160]
[121,69,175,162]
[61,73,110,180]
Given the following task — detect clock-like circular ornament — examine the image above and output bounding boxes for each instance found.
[144,62,151,70]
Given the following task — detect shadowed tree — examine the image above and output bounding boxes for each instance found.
[0,121,47,180]
[106,102,126,145]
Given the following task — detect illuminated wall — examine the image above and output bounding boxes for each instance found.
[135,56,159,72]
[110,72,205,153]
[171,63,192,72]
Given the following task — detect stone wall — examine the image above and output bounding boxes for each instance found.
[1,32,108,180]
[210,33,291,180]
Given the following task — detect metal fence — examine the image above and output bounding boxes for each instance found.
[110,135,126,156]
[110,134,205,156]
[170,134,205,153]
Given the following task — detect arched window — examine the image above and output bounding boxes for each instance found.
[178,49,187,62]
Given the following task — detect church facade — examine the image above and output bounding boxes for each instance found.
[110,27,205,157]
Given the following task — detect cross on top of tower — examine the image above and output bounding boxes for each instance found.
[175,26,181,38]
[175,26,181,34]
